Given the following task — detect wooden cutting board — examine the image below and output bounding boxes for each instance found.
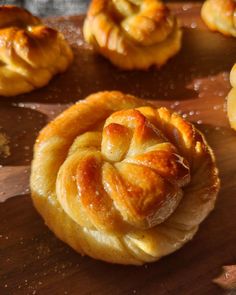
[1,3,236,295]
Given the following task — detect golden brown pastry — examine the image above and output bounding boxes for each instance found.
[83,0,182,70]
[201,0,236,37]
[30,91,219,265]
[227,64,236,130]
[0,5,73,97]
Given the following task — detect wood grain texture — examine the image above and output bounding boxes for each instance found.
[0,3,236,295]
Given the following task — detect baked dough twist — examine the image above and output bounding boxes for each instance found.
[227,64,236,130]
[0,6,73,97]
[31,91,219,265]
[201,0,236,37]
[83,0,182,69]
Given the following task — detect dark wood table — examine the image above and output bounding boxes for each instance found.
[0,3,236,295]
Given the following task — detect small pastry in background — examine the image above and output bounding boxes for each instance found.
[213,265,236,290]
[31,91,219,265]
[83,0,182,70]
[227,64,236,130]
[0,6,73,97]
[201,0,236,37]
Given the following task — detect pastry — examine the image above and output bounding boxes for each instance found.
[0,5,73,97]
[30,91,219,265]
[213,265,236,290]
[83,0,182,70]
[201,0,236,37]
[227,64,236,130]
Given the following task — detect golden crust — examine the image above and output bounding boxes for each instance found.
[83,0,182,70]
[227,64,236,130]
[30,91,220,264]
[0,5,73,97]
[201,0,236,37]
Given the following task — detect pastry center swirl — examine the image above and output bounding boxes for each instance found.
[98,0,175,46]
[56,109,191,232]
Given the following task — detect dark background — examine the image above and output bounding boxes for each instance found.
[2,0,203,16]
[2,0,89,16]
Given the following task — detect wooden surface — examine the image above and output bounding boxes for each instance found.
[1,3,236,295]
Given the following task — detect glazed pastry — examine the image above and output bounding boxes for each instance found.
[83,0,182,70]
[227,64,236,130]
[201,0,236,37]
[30,91,219,265]
[0,6,73,97]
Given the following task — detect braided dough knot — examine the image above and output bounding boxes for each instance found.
[0,6,73,96]
[83,0,182,69]
[31,91,219,264]
[109,0,174,45]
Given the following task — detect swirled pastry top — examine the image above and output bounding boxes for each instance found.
[0,5,73,97]
[56,108,191,232]
[201,0,236,37]
[83,0,182,69]
[227,64,236,130]
[31,91,219,264]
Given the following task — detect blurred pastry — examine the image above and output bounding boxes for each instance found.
[0,5,73,97]
[30,91,219,265]
[83,0,182,70]
[227,64,236,130]
[213,265,236,290]
[201,0,236,37]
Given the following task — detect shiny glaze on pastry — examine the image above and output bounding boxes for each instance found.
[227,64,236,130]
[83,0,182,70]
[201,0,236,37]
[31,91,219,265]
[0,5,73,96]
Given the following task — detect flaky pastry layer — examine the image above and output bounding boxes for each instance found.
[201,0,236,37]
[30,91,219,264]
[227,64,236,130]
[83,0,182,70]
[0,5,73,96]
